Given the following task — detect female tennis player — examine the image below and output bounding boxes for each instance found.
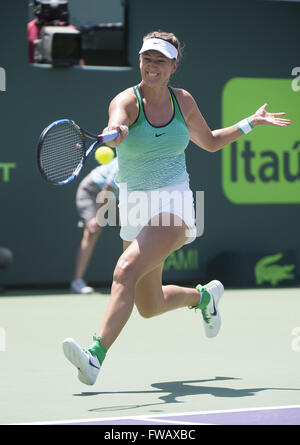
[63,31,291,385]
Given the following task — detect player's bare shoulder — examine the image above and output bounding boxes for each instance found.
[109,87,138,125]
[170,87,197,121]
[111,87,136,106]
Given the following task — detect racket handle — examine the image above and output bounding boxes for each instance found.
[99,130,120,144]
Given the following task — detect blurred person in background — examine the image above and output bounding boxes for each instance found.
[70,158,119,294]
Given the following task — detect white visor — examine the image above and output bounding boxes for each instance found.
[139,38,178,60]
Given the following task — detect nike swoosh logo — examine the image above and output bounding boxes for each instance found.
[210,298,217,316]
[155,133,165,137]
[89,357,100,369]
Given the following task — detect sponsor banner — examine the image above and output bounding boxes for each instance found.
[222,78,300,204]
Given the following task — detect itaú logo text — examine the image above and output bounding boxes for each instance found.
[230,140,300,183]
[222,140,300,204]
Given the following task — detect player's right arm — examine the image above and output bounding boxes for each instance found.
[102,88,138,147]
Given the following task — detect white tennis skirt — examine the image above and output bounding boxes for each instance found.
[118,181,197,245]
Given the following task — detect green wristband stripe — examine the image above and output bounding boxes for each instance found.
[237,123,246,135]
[247,118,254,129]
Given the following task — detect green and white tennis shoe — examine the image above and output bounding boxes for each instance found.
[63,338,101,385]
[190,280,224,338]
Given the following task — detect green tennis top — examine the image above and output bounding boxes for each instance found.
[115,85,190,191]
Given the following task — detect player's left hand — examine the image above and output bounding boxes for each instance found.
[251,104,291,127]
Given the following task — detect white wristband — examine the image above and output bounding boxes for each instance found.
[237,118,254,135]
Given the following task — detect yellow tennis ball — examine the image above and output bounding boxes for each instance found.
[94,146,114,164]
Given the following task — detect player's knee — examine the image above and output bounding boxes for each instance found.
[135,295,163,319]
[112,256,139,288]
[112,264,125,286]
[136,306,157,319]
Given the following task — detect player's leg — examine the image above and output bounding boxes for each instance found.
[97,214,188,350]
[135,263,224,337]
[63,214,223,385]
[133,209,224,334]
[63,215,187,384]
[134,260,201,318]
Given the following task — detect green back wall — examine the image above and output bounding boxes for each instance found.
[1,0,299,288]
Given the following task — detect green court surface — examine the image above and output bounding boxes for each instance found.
[0,287,300,425]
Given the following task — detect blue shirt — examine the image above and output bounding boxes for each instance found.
[90,157,119,197]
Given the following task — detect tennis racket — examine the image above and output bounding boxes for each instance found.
[37,119,120,185]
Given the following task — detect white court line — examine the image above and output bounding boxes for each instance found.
[11,404,300,425]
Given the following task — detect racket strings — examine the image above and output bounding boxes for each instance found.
[39,122,86,184]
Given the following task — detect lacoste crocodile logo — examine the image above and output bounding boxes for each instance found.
[254,253,295,286]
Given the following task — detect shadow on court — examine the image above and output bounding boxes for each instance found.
[72,376,299,413]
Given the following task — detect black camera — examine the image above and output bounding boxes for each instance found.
[33,0,69,26]
[32,0,81,67]
[34,26,81,67]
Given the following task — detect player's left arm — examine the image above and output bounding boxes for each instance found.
[176,89,291,152]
